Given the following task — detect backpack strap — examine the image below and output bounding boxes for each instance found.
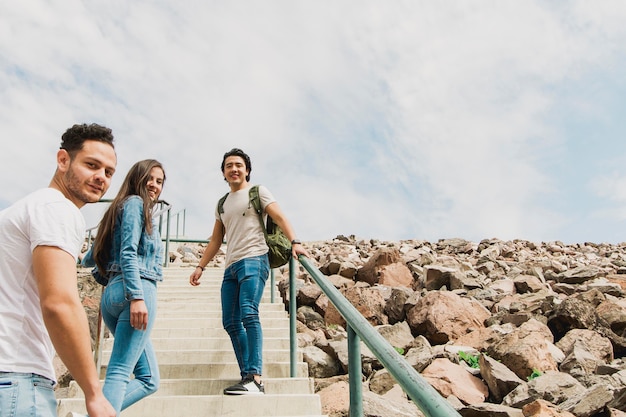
[217,192,229,220]
[248,185,262,216]
[249,185,269,238]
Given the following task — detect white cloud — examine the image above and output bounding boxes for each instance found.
[2,1,626,244]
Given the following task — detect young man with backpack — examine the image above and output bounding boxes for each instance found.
[189,148,309,395]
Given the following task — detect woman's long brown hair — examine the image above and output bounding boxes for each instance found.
[91,159,166,275]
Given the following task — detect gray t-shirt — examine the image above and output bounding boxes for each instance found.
[216,185,276,267]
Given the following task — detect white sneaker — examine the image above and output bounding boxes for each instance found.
[223,375,265,395]
[66,412,87,417]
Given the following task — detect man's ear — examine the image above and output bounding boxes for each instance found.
[56,149,71,172]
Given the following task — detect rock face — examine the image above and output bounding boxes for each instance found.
[70,237,626,417]
[271,236,626,417]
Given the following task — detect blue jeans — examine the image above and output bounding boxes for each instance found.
[0,372,56,417]
[221,255,270,379]
[100,275,159,414]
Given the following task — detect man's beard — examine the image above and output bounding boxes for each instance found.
[64,165,102,204]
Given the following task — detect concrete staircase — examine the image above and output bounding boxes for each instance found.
[57,266,326,417]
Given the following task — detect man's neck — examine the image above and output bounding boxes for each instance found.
[49,174,84,208]
[229,181,250,193]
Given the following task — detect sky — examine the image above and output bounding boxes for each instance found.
[2,1,626,245]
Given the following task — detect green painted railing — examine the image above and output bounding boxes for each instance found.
[291,256,462,417]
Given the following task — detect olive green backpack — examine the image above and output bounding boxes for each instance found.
[217,185,291,268]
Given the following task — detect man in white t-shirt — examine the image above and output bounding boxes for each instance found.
[189,148,310,395]
[0,124,118,417]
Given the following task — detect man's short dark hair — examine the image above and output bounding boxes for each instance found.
[221,148,252,182]
[60,123,115,157]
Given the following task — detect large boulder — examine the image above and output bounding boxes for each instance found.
[406,291,491,344]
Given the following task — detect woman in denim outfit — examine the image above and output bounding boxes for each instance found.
[83,159,165,415]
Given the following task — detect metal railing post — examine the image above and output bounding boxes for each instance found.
[171,209,187,239]
[151,200,172,267]
[164,206,171,267]
[289,256,297,378]
[182,209,186,237]
[270,269,275,304]
[348,325,363,417]
[157,202,164,234]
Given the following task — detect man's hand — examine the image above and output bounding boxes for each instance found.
[86,394,116,417]
[189,268,202,286]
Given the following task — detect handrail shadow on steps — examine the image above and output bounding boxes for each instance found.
[291,255,462,417]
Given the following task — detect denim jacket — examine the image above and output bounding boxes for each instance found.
[83,196,163,300]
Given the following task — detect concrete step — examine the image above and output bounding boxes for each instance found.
[100,362,309,379]
[100,349,302,365]
[152,317,289,330]
[103,337,292,351]
[156,310,287,319]
[157,295,281,304]
[57,394,324,417]
[150,327,289,338]
[157,275,277,283]
[156,283,279,293]
[155,267,283,278]
[156,302,286,312]
[156,275,278,285]
[156,284,280,292]
[67,377,315,397]
[160,284,269,290]
[156,301,286,309]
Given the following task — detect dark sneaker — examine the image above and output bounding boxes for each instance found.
[223,375,265,395]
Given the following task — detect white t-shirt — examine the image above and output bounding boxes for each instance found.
[0,188,85,382]
[217,185,276,267]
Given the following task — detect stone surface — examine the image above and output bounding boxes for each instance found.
[67,238,626,416]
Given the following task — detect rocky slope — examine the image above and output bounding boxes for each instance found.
[71,237,626,417]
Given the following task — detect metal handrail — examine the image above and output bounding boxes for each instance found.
[171,209,186,238]
[293,256,462,417]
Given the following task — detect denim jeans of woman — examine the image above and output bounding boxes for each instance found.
[0,372,56,417]
[221,254,270,379]
[101,275,159,413]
